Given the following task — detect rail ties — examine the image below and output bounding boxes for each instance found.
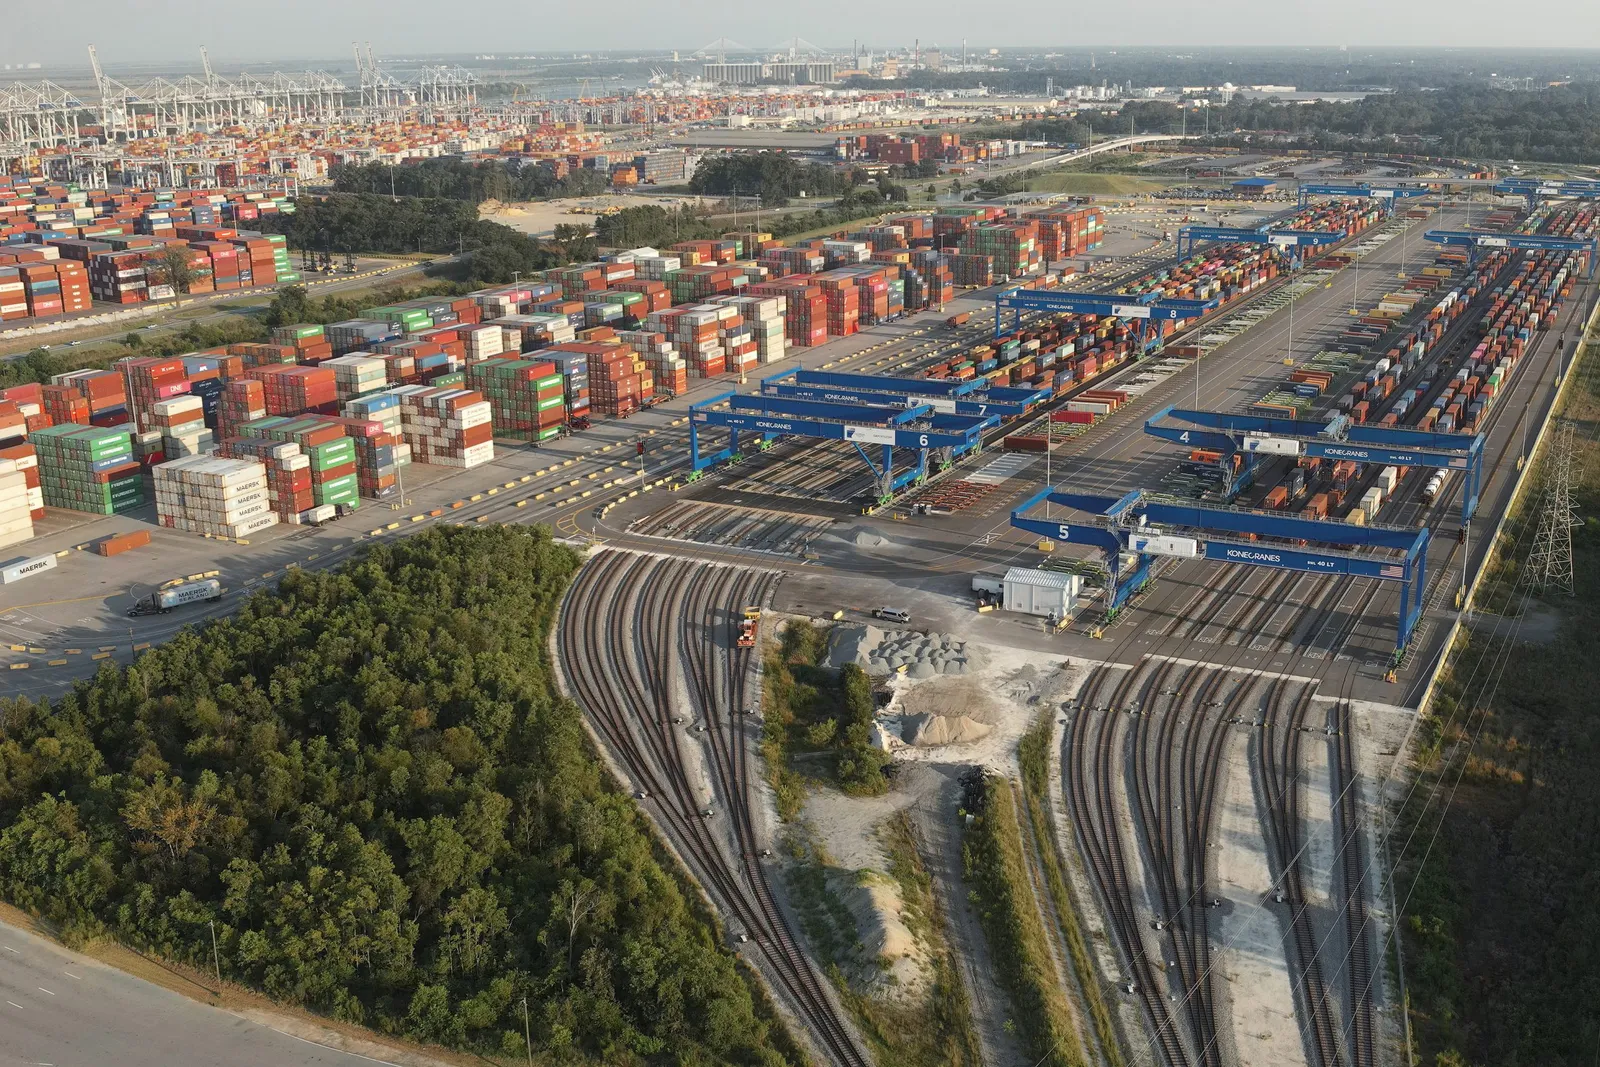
[1066,663,1193,1067]
[1333,701,1376,1067]
[1258,679,1345,1067]
[560,551,869,1067]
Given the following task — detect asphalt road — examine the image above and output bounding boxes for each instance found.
[0,919,406,1067]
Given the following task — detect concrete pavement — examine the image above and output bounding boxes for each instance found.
[0,918,419,1067]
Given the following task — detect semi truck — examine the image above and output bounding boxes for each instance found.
[127,578,222,617]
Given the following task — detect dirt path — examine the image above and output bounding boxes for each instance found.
[909,766,1031,1067]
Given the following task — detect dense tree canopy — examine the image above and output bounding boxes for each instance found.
[689,153,862,206]
[0,526,796,1065]
[332,159,612,204]
[255,195,563,285]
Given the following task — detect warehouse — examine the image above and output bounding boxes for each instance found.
[1232,176,1280,198]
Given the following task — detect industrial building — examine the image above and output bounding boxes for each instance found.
[1232,176,1281,197]
[702,60,836,86]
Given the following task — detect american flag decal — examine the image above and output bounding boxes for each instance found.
[1381,565,1405,578]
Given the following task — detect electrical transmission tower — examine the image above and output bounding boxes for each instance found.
[1528,423,1580,596]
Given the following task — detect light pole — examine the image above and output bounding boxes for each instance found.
[521,997,534,1067]
[208,920,222,994]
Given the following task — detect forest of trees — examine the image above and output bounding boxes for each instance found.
[0,526,797,1065]
[332,158,613,203]
[853,47,1600,95]
[689,153,863,206]
[594,186,905,251]
[254,195,563,286]
[968,84,1600,165]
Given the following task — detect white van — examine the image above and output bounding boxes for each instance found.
[874,607,911,623]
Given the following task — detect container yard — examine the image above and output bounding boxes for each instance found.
[1,83,1596,1067]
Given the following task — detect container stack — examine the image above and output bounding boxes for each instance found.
[230,236,280,287]
[243,417,360,511]
[541,348,592,421]
[958,224,1039,279]
[634,254,682,281]
[153,456,279,539]
[326,319,401,354]
[394,387,494,469]
[344,392,403,437]
[814,274,860,337]
[613,279,672,314]
[323,355,388,401]
[247,365,338,416]
[31,425,143,514]
[759,246,825,275]
[666,264,741,305]
[648,308,725,377]
[319,415,408,499]
[464,359,567,442]
[943,253,994,288]
[14,260,90,317]
[0,466,33,550]
[753,278,827,346]
[269,324,335,363]
[558,263,607,298]
[710,296,786,363]
[0,266,26,322]
[41,384,90,426]
[218,437,314,520]
[217,379,267,441]
[590,349,650,417]
[118,357,191,431]
[460,323,505,362]
[616,331,687,396]
[367,304,433,335]
[149,394,213,458]
[0,434,44,522]
[51,369,128,425]
[909,250,954,309]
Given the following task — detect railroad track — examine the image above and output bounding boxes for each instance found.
[1257,678,1345,1067]
[560,551,870,1067]
[1065,662,1195,1067]
[1130,661,1224,1067]
[1331,699,1376,1067]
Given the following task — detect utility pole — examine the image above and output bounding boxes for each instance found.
[208,920,222,994]
[521,997,534,1067]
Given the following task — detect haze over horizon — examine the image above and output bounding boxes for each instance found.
[5,0,1600,69]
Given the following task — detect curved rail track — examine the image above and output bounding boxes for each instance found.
[559,550,870,1067]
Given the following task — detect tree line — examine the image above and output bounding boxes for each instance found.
[689,153,867,206]
[0,526,798,1065]
[594,186,907,252]
[254,194,566,286]
[970,84,1600,165]
[332,158,613,204]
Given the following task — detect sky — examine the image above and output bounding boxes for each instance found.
[5,0,1599,70]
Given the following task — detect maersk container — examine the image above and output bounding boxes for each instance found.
[128,578,221,617]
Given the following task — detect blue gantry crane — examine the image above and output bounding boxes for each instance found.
[759,368,1049,420]
[1493,177,1600,209]
[1297,183,1432,212]
[1010,486,1431,654]
[1175,225,1345,266]
[688,390,999,502]
[1421,230,1597,276]
[991,288,1216,349]
[1143,406,1486,519]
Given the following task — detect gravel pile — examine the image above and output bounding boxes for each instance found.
[826,623,986,677]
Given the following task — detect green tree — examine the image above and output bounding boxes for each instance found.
[0,527,798,1066]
